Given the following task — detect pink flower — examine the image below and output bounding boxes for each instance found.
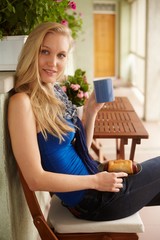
[84,91,89,99]
[61,85,67,92]
[70,84,80,91]
[68,1,76,10]
[61,20,68,27]
[77,90,84,99]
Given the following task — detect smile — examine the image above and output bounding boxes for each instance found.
[44,69,57,76]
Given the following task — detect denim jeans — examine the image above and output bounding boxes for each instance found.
[68,156,160,221]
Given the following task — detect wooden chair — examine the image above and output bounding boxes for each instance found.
[18,168,144,240]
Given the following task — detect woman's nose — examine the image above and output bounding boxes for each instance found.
[48,56,57,66]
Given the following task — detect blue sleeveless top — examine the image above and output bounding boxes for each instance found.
[37,122,90,207]
[37,84,98,207]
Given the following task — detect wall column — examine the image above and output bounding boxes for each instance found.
[144,0,160,121]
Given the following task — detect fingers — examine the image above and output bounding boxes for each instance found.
[96,171,128,192]
[116,172,128,178]
[111,172,127,192]
[113,180,123,192]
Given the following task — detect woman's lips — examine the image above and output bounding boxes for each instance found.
[44,69,57,76]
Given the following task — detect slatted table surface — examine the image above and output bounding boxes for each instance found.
[102,97,135,111]
[93,102,149,161]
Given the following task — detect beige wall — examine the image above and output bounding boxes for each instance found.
[0,92,14,240]
[119,0,130,83]
[73,0,94,84]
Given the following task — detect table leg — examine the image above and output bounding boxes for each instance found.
[116,139,120,158]
[129,138,141,160]
[116,138,128,159]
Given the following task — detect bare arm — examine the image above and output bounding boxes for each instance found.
[83,91,104,149]
[8,93,127,193]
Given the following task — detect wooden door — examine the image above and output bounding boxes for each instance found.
[94,14,115,78]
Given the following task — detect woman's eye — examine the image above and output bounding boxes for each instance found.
[58,53,66,59]
[40,49,50,55]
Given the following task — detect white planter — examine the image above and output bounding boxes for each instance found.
[77,106,84,120]
[0,35,28,71]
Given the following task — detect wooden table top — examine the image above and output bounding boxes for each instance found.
[103,97,135,111]
[94,110,149,139]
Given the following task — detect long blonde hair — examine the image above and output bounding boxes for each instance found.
[15,22,74,141]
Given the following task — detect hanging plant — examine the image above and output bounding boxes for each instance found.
[0,0,83,39]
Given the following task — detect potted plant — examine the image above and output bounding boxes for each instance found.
[61,68,90,107]
[61,68,90,119]
[0,0,83,70]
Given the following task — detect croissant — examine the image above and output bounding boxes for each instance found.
[104,159,138,174]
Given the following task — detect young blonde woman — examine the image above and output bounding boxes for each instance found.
[8,22,160,221]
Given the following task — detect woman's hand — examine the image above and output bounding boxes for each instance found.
[94,171,128,192]
[85,91,104,116]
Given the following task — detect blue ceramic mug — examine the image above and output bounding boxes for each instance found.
[94,78,114,103]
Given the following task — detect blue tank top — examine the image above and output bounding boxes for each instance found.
[37,122,90,207]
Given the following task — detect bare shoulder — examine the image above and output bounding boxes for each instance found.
[9,92,31,108]
[8,92,33,118]
[8,92,35,126]
[8,91,37,138]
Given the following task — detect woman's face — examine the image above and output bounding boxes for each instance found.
[38,32,70,85]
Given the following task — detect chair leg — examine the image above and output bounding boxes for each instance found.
[91,139,107,162]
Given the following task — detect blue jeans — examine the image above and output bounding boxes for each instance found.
[69,156,160,221]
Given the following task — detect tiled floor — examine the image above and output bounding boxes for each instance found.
[98,86,160,240]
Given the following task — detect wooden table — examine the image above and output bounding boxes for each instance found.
[92,98,149,161]
[102,97,135,112]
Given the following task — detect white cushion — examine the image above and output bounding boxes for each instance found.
[47,195,144,234]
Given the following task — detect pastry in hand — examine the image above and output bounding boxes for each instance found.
[104,159,138,174]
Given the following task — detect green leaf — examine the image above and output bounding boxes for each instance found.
[0,0,83,39]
